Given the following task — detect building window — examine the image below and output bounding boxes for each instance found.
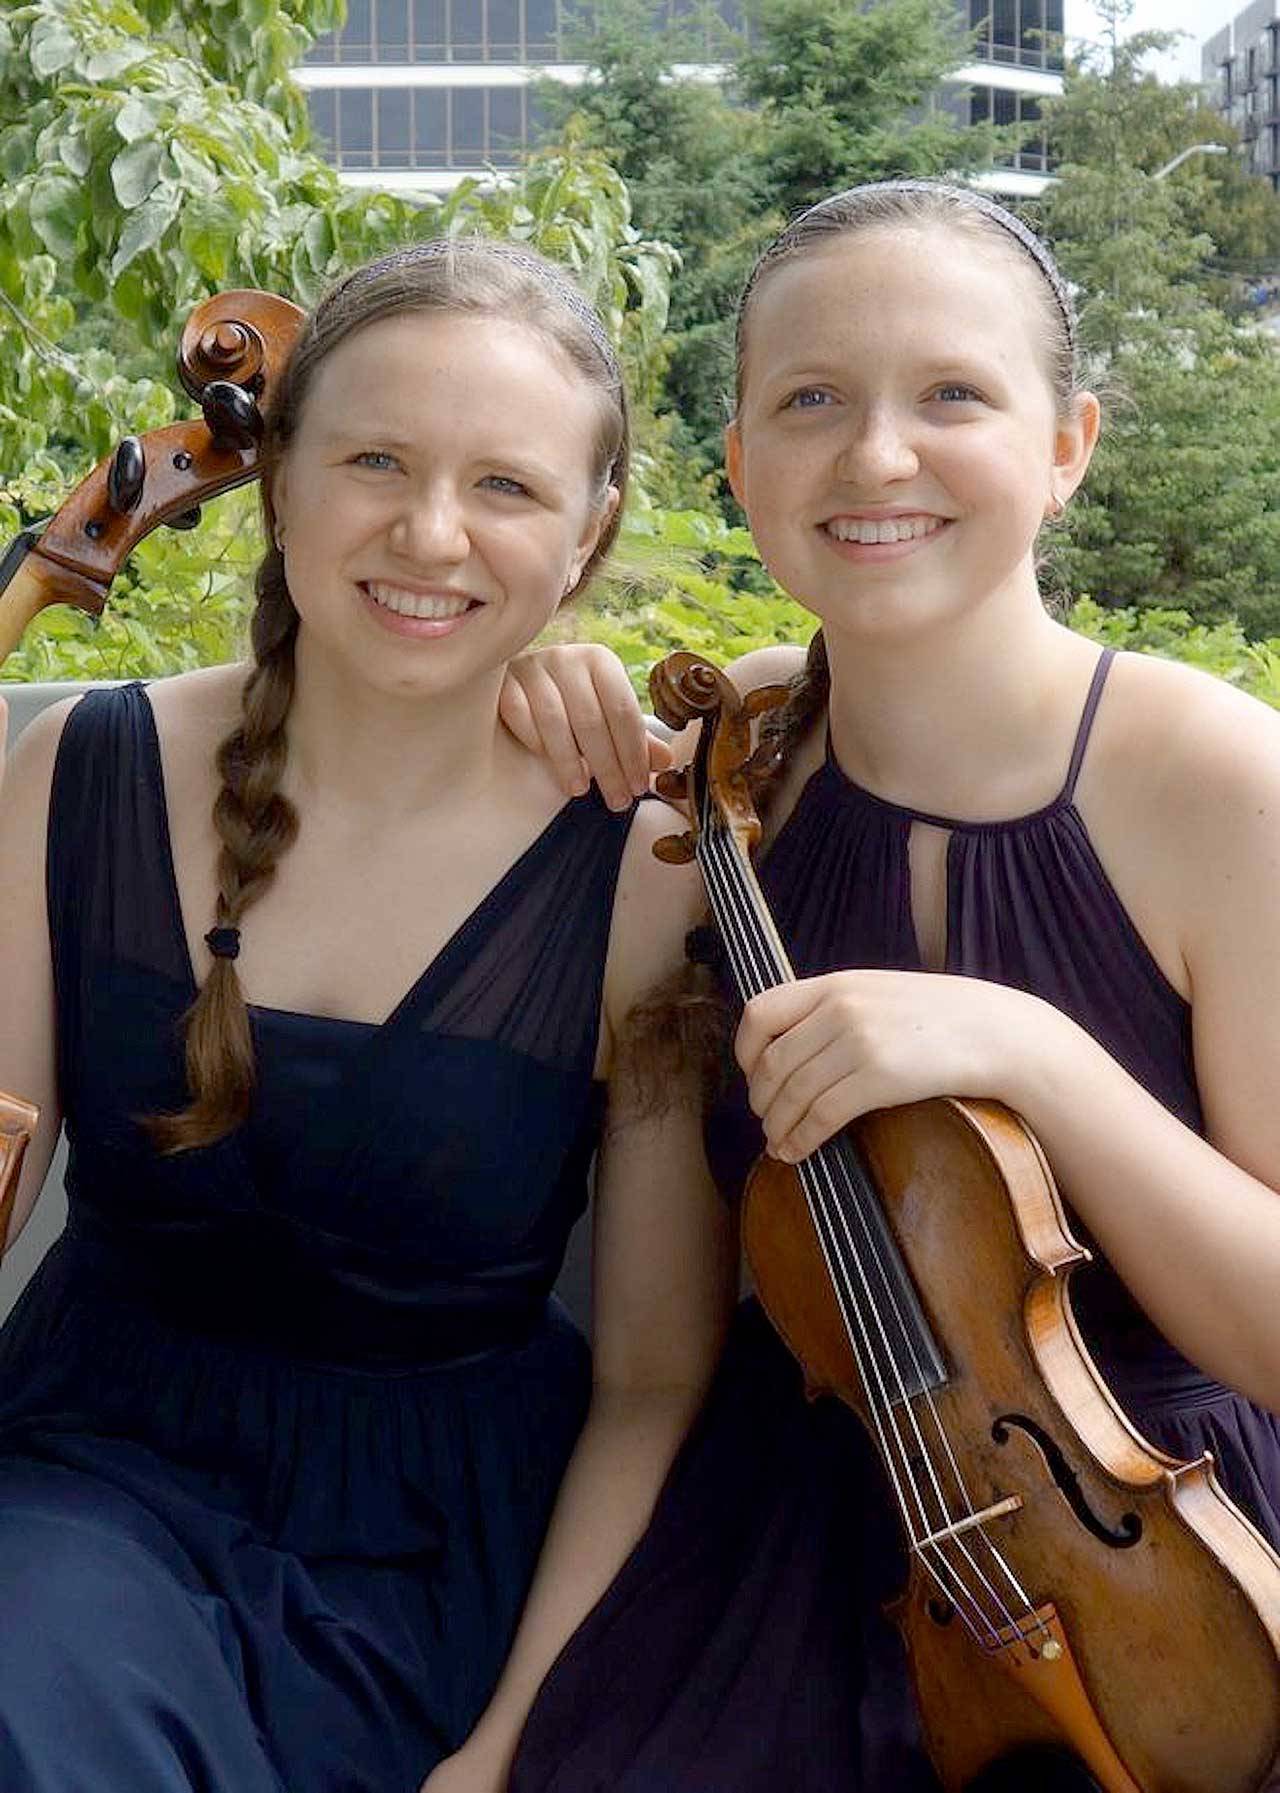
[307,85,532,169]
[970,84,1051,172]
[968,0,1063,72]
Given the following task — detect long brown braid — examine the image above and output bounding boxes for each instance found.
[149,238,630,1152]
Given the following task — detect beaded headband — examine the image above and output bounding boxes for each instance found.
[742,179,1077,357]
[335,238,623,387]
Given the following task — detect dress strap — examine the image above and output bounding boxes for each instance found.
[1060,648,1115,805]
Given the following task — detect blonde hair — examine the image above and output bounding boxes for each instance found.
[149,239,630,1152]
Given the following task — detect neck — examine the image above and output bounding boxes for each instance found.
[821,576,1095,820]
[282,631,514,821]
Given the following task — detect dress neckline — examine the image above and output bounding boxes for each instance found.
[822,647,1115,835]
[132,682,602,1034]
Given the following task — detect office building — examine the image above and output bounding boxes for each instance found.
[295,0,1064,198]
[1203,0,1280,188]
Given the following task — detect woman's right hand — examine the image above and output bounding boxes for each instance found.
[499,644,670,811]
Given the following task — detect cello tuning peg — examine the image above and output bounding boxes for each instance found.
[106,437,146,516]
[166,506,202,532]
[652,831,697,866]
[654,768,687,804]
[745,741,785,781]
[201,380,264,452]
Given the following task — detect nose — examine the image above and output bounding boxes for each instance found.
[389,484,470,566]
[834,403,919,486]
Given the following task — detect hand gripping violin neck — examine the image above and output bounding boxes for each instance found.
[650,648,1280,1793]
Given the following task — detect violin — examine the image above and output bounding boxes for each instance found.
[0,287,305,1243]
[650,649,1280,1793]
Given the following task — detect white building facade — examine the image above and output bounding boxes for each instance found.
[1203,0,1280,189]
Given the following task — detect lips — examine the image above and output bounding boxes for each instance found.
[824,515,946,545]
[365,581,479,619]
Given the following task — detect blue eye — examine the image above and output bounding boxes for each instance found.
[786,388,832,410]
[933,384,983,404]
[353,450,399,470]
[482,474,532,497]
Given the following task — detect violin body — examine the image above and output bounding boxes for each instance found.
[744,1095,1280,1792]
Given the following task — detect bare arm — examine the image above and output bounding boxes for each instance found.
[0,697,79,1249]
[424,805,737,1790]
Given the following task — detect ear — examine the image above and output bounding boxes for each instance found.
[565,483,620,595]
[1052,390,1101,505]
[724,420,745,510]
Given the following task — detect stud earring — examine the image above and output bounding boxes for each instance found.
[1045,492,1065,520]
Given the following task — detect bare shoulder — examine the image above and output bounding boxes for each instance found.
[143,662,247,743]
[1100,650,1280,825]
[726,643,807,694]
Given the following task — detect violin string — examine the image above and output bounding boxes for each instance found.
[696,831,1004,1640]
[700,833,1017,1646]
[699,819,1043,1647]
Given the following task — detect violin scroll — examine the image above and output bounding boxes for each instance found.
[0,287,305,668]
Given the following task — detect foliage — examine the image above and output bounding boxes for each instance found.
[1037,1,1280,637]
[0,0,679,680]
[541,0,1000,478]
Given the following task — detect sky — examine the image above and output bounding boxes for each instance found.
[1069,1,1237,85]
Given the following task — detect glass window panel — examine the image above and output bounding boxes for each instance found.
[487,0,521,56]
[993,0,1016,46]
[969,89,992,125]
[489,86,524,155]
[377,86,412,164]
[339,88,375,154]
[453,89,485,157]
[413,0,447,58]
[307,89,338,153]
[306,31,338,61]
[414,89,448,158]
[377,0,411,59]
[450,0,485,55]
[993,87,1016,127]
[342,0,373,56]
[525,0,557,53]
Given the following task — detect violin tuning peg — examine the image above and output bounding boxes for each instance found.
[201,380,264,452]
[745,741,784,781]
[166,506,202,532]
[652,831,697,865]
[106,437,145,516]
[654,768,687,804]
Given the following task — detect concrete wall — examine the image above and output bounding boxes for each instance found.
[2,680,593,1327]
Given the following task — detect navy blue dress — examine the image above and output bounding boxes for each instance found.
[0,683,637,1791]
[512,648,1280,1790]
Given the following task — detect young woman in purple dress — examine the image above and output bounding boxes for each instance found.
[503,181,1280,1790]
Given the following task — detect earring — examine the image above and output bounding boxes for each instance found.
[273,528,286,551]
[1045,492,1065,520]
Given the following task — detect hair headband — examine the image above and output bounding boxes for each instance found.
[338,238,623,384]
[747,179,1077,356]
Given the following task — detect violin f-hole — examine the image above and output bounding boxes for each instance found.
[992,1414,1142,1548]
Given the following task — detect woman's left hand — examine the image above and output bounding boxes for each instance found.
[737,970,1064,1163]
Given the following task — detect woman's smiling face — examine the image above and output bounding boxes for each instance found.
[727,224,1095,646]
[271,309,615,703]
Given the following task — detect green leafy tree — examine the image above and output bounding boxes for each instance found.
[1,0,679,679]
[1038,1,1280,636]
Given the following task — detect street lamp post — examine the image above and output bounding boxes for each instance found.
[1151,143,1230,181]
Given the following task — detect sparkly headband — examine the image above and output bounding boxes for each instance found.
[337,238,622,383]
[748,179,1077,355]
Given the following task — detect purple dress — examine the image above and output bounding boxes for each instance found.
[512,647,1280,1791]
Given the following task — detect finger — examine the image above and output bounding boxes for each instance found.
[740,1000,848,1120]
[771,1072,871,1163]
[517,663,593,796]
[645,732,675,780]
[736,979,837,1080]
[497,672,540,755]
[588,660,650,797]
[753,1022,864,1147]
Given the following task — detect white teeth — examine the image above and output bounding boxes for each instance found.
[826,515,943,545]
[367,583,474,619]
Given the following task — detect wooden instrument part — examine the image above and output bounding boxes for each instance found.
[0,1091,38,1260]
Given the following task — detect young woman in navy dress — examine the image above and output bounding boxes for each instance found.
[504,182,1280,1789]
[0,240,735,1792]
